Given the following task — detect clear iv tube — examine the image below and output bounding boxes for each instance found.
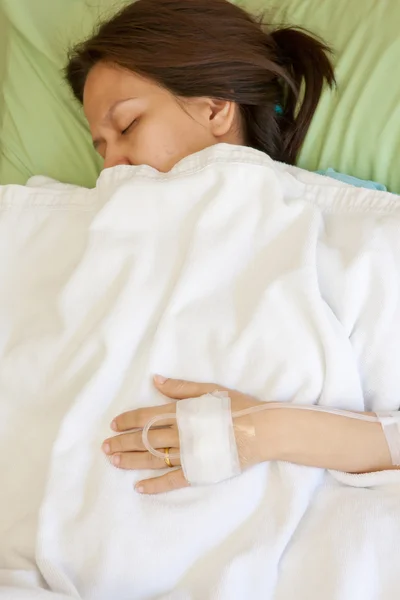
[142,402,384,460]
[142,413,181,459]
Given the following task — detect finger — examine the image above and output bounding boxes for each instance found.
[103,427,179,455]
[112,403,176,432]
[153,375,226,400]
[108,448,181,470]
[136,468,189,495]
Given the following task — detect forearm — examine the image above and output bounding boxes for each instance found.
[268,408,396,474]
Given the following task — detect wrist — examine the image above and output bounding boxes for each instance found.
[255,404,395,473]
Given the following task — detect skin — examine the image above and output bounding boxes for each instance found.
[83,62,243,172]
[103,377,395,495]
[84,62,396,495]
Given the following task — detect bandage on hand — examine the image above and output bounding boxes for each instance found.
[142,392,400,486]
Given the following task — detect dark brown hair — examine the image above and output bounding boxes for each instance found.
[66,0,335,164]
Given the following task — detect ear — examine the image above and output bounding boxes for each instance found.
[207,98,237,138]
[189,97,238,139]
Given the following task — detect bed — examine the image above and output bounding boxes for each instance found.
[1,0,400,191]
[1,2,400,599]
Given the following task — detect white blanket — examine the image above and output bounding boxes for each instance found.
[1,145,400,599]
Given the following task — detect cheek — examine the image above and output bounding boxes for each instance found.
[127,120,178,171]
[153,120,213,171]
[127,112,213,172]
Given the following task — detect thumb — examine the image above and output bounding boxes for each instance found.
[153,375,224,400]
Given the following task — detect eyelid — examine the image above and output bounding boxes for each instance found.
[121,118,137,135]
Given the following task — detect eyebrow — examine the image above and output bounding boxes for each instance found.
[92,98,136,150]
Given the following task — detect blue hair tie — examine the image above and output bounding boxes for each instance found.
[275,104,283,115]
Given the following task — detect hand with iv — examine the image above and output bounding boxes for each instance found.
[102,376,400,495]
[102,376,276,494]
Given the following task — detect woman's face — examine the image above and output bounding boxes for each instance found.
[83,62,241,172]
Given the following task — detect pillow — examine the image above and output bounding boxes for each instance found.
[1,0,400,192]
[241,0,400,192]
[0,0,122,187]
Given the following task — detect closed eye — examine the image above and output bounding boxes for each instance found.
[121,119,136,135]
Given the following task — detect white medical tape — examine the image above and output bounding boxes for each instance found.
[376,411,400,466]
[176,392,241,485]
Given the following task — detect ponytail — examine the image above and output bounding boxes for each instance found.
[270,28,335,163]
[66,0,335,165]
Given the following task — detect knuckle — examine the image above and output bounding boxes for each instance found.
[149,452,162,468]
[109,436,121,453]
[175,380,186,392]
[115,433,134,452]
[167,469,182,489]
[120,435,131,451]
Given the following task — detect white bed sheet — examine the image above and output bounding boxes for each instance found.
[1,145,400,599]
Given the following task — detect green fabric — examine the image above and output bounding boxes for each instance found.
[0,0,121,187]
[239,0,400,192]
[1,0,400,191]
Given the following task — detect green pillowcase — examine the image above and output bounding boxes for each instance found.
[241,0,400,193]
[1,0,399,192]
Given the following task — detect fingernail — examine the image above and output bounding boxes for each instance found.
[102,442,111,454]
[110,420,118,431]
[112,454,121,466]
[135,485,145,494]
[154,374,168,385]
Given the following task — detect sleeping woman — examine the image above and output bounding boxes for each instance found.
[63,0,400,495]
[2,2,400,598]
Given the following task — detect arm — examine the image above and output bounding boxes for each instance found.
[268,407,396,474]
[299,195,400,474]
[104,377,398,495]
